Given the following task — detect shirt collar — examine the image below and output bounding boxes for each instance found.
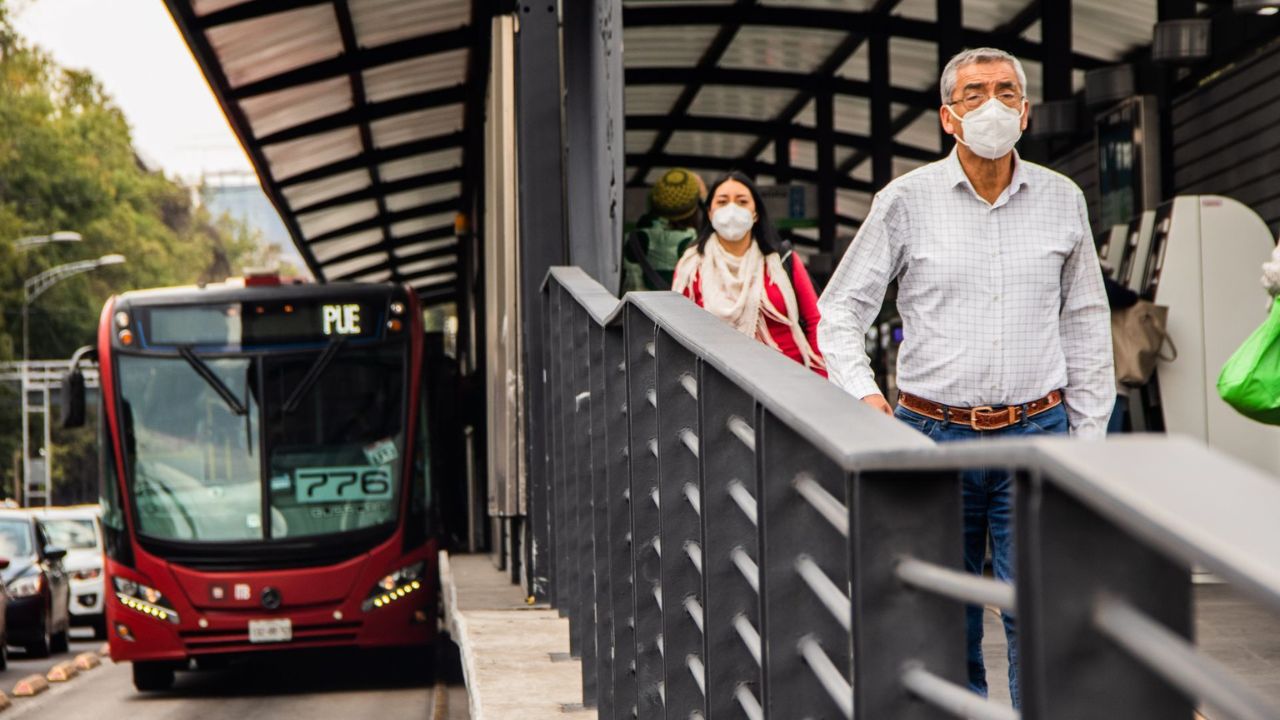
[944,147,1032,205]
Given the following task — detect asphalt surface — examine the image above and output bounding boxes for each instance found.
[0,628,469,720]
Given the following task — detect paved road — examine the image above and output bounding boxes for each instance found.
[0,629,468,720]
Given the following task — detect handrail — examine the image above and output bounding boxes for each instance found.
[538,266,1280,719]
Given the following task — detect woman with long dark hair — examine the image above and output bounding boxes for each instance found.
[672,171,826,375]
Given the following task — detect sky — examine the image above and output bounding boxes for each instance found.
[12,0,254,182]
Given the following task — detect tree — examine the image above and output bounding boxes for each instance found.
[0,5,286,502]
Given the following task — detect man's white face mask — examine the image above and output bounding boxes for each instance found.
[947,97,1025,160]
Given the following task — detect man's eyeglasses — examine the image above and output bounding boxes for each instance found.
[948,91,1024,111]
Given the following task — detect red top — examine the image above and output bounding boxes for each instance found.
[681,255,828,377]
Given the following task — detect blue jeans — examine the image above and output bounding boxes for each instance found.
[893,401,1070,709]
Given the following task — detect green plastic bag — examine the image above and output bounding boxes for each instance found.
[1218,298,1280,424]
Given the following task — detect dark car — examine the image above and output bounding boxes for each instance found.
[0,511,70,657]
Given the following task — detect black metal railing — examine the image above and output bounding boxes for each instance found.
[535,266,1280,720]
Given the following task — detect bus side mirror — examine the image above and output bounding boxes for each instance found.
[62,368,86,428]
[61,344,97,429]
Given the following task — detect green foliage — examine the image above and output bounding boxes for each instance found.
[0,5,284,502]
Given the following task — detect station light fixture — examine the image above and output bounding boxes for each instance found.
[1152,19,1212,62]
[1234,0,1280,14]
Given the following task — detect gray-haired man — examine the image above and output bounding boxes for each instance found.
[818,48,1113,707]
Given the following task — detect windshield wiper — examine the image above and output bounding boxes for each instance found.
[283,338,345,414]
[178,346,247,416]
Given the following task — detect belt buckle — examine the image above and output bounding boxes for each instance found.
[969,406,994,431]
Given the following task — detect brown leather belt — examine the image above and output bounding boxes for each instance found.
[898,390,1063,431]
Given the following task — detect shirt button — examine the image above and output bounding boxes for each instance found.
[993,294,1000,302]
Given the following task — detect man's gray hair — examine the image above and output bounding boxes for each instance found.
[939,48,1027,105]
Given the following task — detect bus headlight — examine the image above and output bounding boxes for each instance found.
[113,576,179,624]
[8,573,44,598]
[362,562,425,611]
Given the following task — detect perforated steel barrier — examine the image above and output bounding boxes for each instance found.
[535,266,1280,720]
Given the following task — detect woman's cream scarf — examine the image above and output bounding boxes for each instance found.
[672,236,825,372]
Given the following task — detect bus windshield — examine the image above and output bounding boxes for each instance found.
[117,344,405,543]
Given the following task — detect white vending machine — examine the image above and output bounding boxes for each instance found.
[1140,195,1280,474]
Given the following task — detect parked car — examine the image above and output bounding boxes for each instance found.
[0,510,70,657]
[32,506,105,639]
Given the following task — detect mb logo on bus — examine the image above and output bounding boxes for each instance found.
[323,304,362,336]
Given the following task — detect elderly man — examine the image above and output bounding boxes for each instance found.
[818,48,1112,707]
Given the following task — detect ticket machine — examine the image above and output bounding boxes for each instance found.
[1097,223,1129,279]
[1138,195,1280,474]
[1115,210,1157,291]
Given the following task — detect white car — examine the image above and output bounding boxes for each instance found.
[30,506,105,639]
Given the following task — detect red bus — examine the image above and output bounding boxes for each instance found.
[64,277,439,691]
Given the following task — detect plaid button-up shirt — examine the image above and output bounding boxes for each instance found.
[818,149,1114,437]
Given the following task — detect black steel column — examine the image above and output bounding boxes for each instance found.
[869,27,893,191]
[1041,0,1072,102]
[936,0,962,152]
[816,89,837,254]
[516,2,568,602]
[563,0,625,289]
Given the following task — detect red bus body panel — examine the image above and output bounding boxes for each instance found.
[100,285,439,664]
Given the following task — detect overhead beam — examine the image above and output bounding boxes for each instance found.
[735,0,905,167]
[305,199,458,246]
[275,133,465,188]
[627,0,758,186]
[231,27,474,99]
[626,152,874,193]
[314,229,457,270]
[626,114,939,161]
[197,0,331,29]
[292,171,461,216]
[255,85,468,146]
[624,67,935,108]
[623,6,1107,69]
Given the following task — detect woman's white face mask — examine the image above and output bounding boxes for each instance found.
[711,203,755,242]
[946,97,1025,160]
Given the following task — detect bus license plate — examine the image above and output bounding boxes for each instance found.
[248,619,292,644]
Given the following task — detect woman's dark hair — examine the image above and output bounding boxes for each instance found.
[695,171,784,256]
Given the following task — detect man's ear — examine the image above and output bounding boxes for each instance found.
[939,105,957,136]
[1020,100,1031,132]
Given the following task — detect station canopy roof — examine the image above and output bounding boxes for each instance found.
[164,0,478,303]
[621,0,1161,240]
[168,0,1165,293]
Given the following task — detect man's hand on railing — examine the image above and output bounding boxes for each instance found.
[862,394,893,416]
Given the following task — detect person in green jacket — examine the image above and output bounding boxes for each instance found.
[621,168,705,292]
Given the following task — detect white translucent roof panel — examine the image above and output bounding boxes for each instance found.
[790,140,817,171]
[627,131,660,154]
[624,26,720,68]
[756,141,775,163]
[836,42,868,82]
[627,86,684,116]
[896,106,943,153]
[835,95,870,136]
[688,86,798,122]
[310,228,385,263]
[391,212,455,238]
[960,0,1025,32]
[664,132,759,159]
[379,148,463,182]
[720,27,847,74]
[837,188,872,221]
[350,268,393,283]
[893,0,936,22]
[324,251,390,279]
[890,37,939,92]
[262,126,363,180]
[297,200,380,240]
[370,105,465,148]
[240,76,353,139]
[206,5,343,89]
[281,169,372,210]
[363,49,469,103]
[759,0,872,8]
[394,236,457,259]
[192,0,251,16]
[407,271,458,288]
[385,183,461,213]
[349,0,470,49]
[400,255,456,276]
[794,98,816,128]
